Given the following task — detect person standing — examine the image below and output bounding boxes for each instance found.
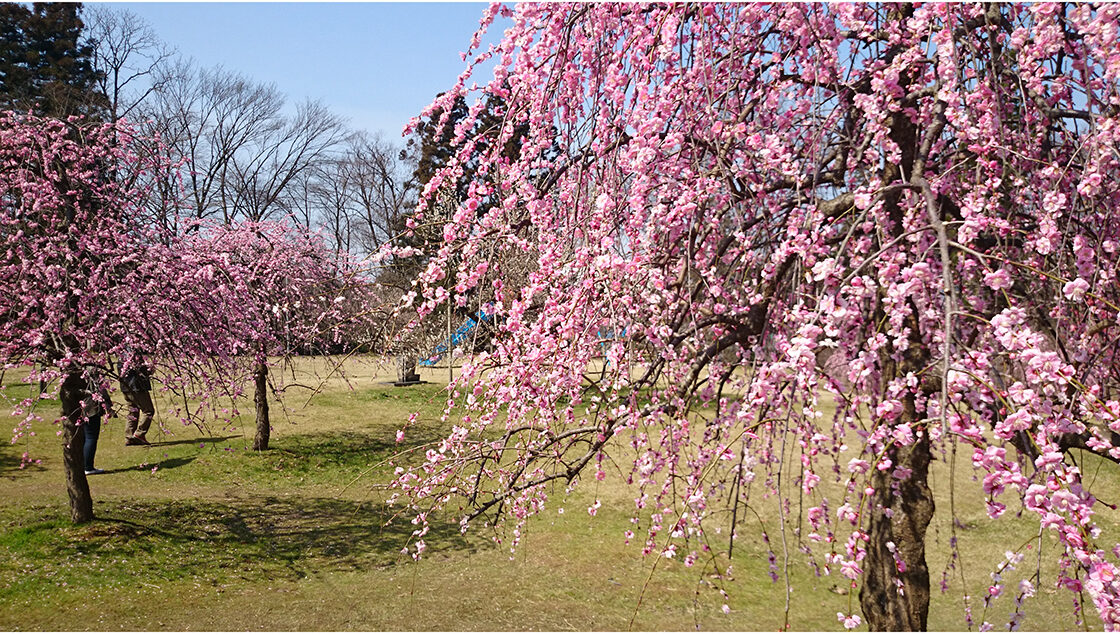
[81,373,113,475]
[120,356,155,446]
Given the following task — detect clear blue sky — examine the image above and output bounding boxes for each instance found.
[102,2,498,140]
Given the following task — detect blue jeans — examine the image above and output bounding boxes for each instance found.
[82,414,102,471]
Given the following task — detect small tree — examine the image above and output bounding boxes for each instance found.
[175,219,358,451]
[391,3,1120,630]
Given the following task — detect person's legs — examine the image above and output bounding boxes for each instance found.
[122,391,139,438]
[82,414,102,472]
[134,390,155,437]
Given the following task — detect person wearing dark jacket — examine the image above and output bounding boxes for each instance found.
[119,358,155,446]
[80,373,113,475]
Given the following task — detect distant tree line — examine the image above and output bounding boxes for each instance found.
[0,3,429,261]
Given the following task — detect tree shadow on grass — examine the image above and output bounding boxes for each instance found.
[99,456,196,475]
[146,434,241,448]
[262,427,451,476]
[0,448,47,478]
[0,446,202,479]
[78,495,486,582]
[0,495,487,607]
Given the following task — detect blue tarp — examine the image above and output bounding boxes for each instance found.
[419,306,493,366]
[420,314,625,366]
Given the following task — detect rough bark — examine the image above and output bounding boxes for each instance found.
[859,248,936,629]
[252,361,270,451]
[858,66,937,628]
[860,295,935,629]
[59,372,94,523]
[859,420,935,630]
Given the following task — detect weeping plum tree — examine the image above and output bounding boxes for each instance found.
[0,113,354,519]
[389,3,1120,630]
[176,220,358,451]
[0,113,257,520]
[0,113,126,522]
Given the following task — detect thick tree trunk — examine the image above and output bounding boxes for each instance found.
[858,39,938,626]
[59,372,94,523]
[859,425,934,630]
[252,361,270,451]
[860,290,936,630]
[860,293,936,628]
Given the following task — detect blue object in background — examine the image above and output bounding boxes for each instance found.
[420,306,492,366]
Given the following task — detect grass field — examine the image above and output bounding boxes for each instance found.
[0,357,1114,630]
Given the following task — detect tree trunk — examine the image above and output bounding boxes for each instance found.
[860,303,935,629]
[859,280,936,630]
[858,38,937,626]
[59,372,94,523]
[859,424,934,630]
[252,361,270,451]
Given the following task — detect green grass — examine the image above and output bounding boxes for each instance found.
[0,358,1116,630]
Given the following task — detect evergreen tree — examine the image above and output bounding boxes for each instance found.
[385,90,547,365]
[403,89,534,224]
[0,6,31,107]
[0,3,105,118]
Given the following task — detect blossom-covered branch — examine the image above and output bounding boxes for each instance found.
[390,4,1120,630]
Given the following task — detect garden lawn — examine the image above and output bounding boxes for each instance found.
[0,356,1114,630]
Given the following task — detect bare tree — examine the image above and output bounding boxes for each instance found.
[84,6,174,124]
[279,132,415,258]
[227,98,347,223]
[342,133,415,256]
[298,157,357,254]
[282,167,325,231]
[136,62,348,228]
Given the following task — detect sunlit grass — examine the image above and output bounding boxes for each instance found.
[0,355,1114,630]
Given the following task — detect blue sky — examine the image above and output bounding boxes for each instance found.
[102,2,499,140]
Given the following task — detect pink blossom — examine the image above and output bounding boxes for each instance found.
[840,559,862,580]
[983,269,1013,290]
[838,613,862,630]
[382,4,1120,627]
[1063,278,1090,301]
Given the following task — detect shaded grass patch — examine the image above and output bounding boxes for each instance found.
[0,494,487,606]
